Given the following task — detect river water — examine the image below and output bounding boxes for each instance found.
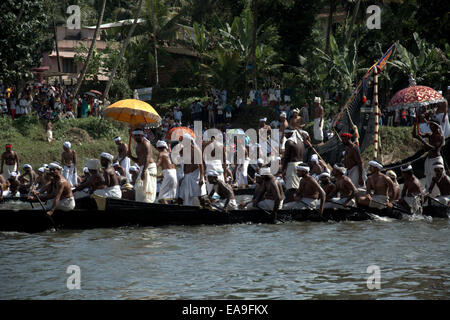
[0,214,448,300]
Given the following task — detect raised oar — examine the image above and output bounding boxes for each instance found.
[296,128,333,172]
[425,194,450,208]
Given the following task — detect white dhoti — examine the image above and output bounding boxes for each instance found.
[403,195,422,214]
[369,194,389,210]
[314,118,324,142]
[282,198,319,210]
[93,185,122,199]
[135,163,157,203]
[235,159,249,187]
[2,164,17,179]
[62,165,78,187]
[119,157,131,181]
[249,199,283,211]
[285,161,301,190]
[158,168,178,201]
[424,155,443,194]
[213,198,238,210]
[324,197,356,209]
[44,197,75,211]
[347,165,366,189]
[435,113,450,138]
[179,168,205,206]
[46,130,53,142]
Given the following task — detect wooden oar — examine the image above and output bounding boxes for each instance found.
[368,197,411,215]
[33,192,58,231]
[296,128,333,172]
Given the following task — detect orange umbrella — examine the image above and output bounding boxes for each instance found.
[165,127,195,141]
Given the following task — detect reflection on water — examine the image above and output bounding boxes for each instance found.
[0,219,448,299]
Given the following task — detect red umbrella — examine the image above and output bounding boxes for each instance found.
[165,127,195,141]
[90,89,102,96]
[388,85,445,111]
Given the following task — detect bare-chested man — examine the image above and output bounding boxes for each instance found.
[156,140,177,204]
[358,161,395,210]
[398,164,423,214]
[327,164,358,208]
[254,167,284,219]
[340,132,366,189]
[318,172,336,201]
[283,164,325,215]
[28,162,75,215]
[282,128,305,202]
[61,141,77,187]
[178,134,205,206]
[313,97,324,143]
[289,109,306,130]
[427,162,450,206]
[436,100,450,138]
[1,144,19,179]
[258,117,272,138]
[18,164,37,195]
[114,136,131,181]
[34,167,51,193]
[241,173,264,209]
[279,112,289,155]
[414,120,444,193]
[92,153,121,199]
[386,170,401,201]
[73,159,107,199]
[0,174,8,199]
[206,170,237,212]
[127,129,157,203]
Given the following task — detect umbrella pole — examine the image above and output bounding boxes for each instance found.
[373,67,380,161]
[129,126,133,155]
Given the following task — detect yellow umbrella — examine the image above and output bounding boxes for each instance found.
[103,99,161,127]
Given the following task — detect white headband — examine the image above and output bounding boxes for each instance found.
[114,137,121,142]
[284,129,295,133]
[100,152,114,161]
[132,129,144,135]
[369,160,383,170]
[296,165,310,172]
[311,154,319,164]
[23,164,32,169]
[48,162,62,170]
[63,141,71,149]
[401,165,413,172]
[260,167,272,176]
[206,170,219,177]
[280,112,287,118]
[156,140,168,149]
[433,163,444,170]
[38,167,45,173]
[259,118,267,122]
[257,158,264,164]
[314,97,321,103]
[333,164,347,175]
[318,172,330,179]
[112,162,119,166]
[83,167,89,173]
[129,166,139,172]
[9,172,17,177]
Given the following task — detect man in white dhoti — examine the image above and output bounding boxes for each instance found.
[358,161,395,210]
[114,136,131,181]
[92,153,122,199]
[206,170,237,212]
[128,130,157,203]
[178,134,206,206]
[156,140,178,204]
[28,162,75,215]
[61,141,78,187]
[252,168,284,219]
[396,164,423,214]
[427,162,450,207]
[313,97,324,143]
[340,133,366,190]
[435,101,450,138]
[235,157,250,188]
[205,159,225,193]
[1,144,19,179]
[282,128,305,203]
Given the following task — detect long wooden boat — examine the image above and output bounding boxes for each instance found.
[0,197,447,233]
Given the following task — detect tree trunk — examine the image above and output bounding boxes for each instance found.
[346,0,361,44]
[252,0,257,90]
[73,0,107,98]
[103,0,143,100]
[154,41,159,86]
[325,0,335,54]
[53,12,63,86]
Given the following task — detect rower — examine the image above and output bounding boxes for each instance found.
[253,167,284,219]
[28,162,75,215]
[241,173,264,209]
[112,162,126,178]
[129,166,139,185]
[73,159,107,199]
[0,174,7,199]
[283,164,326,215]
[247,157,264,184]
[92,153,122,199]
[386,170,401,201]
[310,154,329,180]
[18,164,37,195]
[327,163,357,208]
[34,166,50,193]
[178,134,206,206]
[289,108,306,130]
[114,136,131,181]
[318,172,337,208]
[427,162,450,206]
[414,120,444,195]
[1,143,19,179]
[6,172,20,197]
[61,141,78,187]
[340,133,366,190]
[205,170,237,212]
[127,129,157,203]
[282,128,305,203]
[156,140,178,204]
[398,164,424,214]
[357,161,395,210]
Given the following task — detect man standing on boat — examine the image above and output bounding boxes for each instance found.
[435,100,449,138]
[414,120,444,195]
[427,162,450,206]
[398,164,424,214]
[128,129,157,203]
[156,140,177,204]
[254,167,284,219]
[114,136,131,181]
[279,112,289,155]
[1,144,19,179]
[283,164,325,215]
[178,134,206,206]
[61,141,78,187]
[340,133,366,190]
[327,164,357,208]
[205,170,237,212]
[313,97,324,144]
[358,161,395,210]
[29,163,75,215]
[93,153,122,199]
[282,128,305,203]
